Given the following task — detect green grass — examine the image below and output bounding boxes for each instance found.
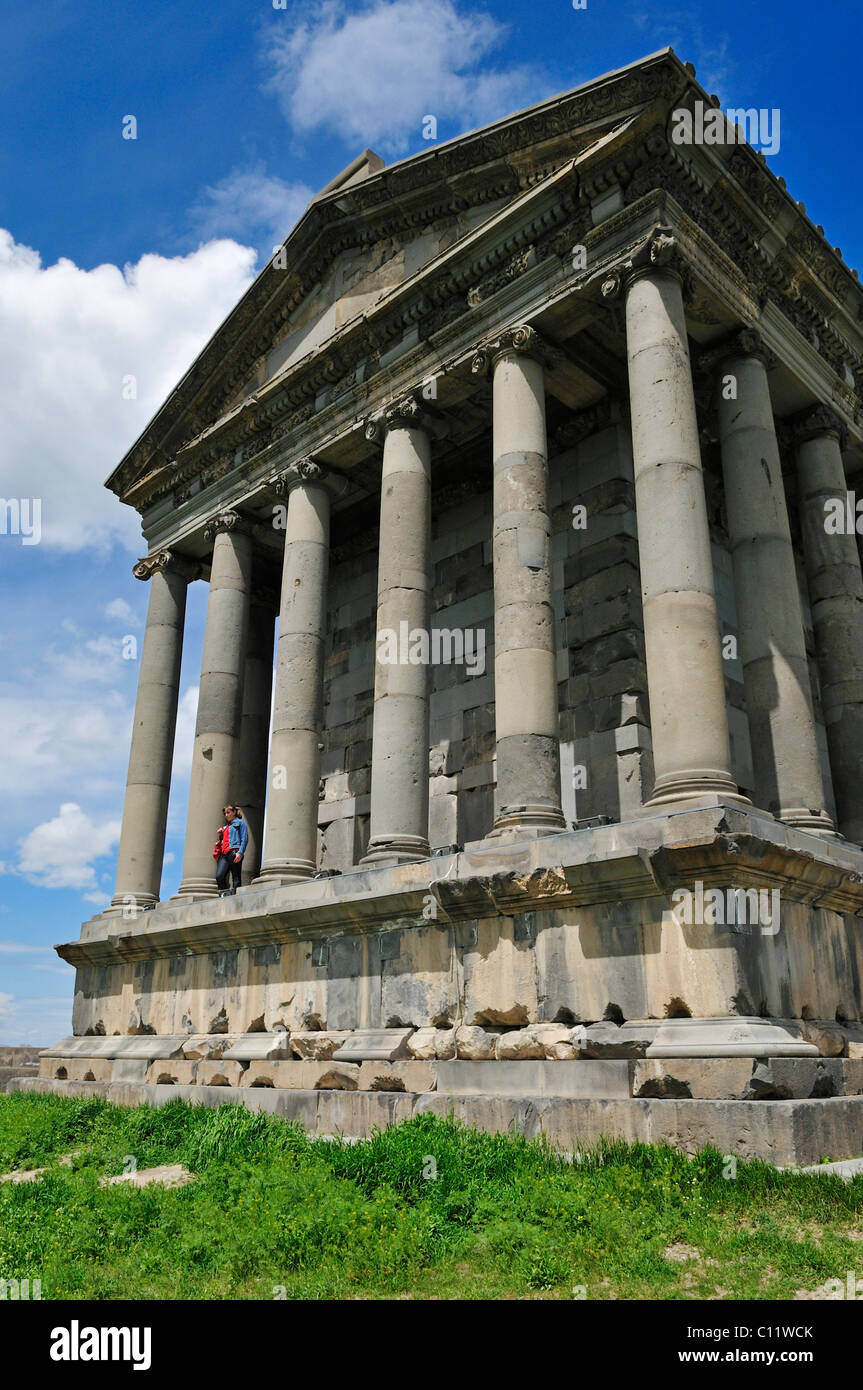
[1,1092,862,1300]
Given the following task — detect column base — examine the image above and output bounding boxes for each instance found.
[102,892,157,916]
[645,1016,819,1059]
[172,879,221,901]
[252,859,316,886]
[778,806,838,839]
[643,770,751,813]
[486,803,567,841]
[360,835,430,867]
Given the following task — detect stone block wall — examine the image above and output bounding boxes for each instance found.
[552,419,652,824]
[319,418,659,867]
[69,897,863,1042]
[313,416,839,869]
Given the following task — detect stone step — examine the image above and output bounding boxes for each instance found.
[10,1076,863,1168]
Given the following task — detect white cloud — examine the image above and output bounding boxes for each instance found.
[105,598,137,624]
[0,688,132,813]
[263,0,546,155]
[191,166,313,256]
[0,231,257,552]
[16,802,121,891]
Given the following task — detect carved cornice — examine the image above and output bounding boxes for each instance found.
[471,324,563,377]
[788,403,849,450]
[467,246,537,308]
[202,508,251,543]
[616,131,863,405]
[132,550,199,583]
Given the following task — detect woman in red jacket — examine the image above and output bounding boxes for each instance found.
[213,805,248,896]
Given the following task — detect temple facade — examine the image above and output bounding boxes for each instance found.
[21,50,863,1164]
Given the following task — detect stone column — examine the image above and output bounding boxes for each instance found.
[234,595,276,883]
[256,462,331,883]
[792,405,863,842]
[473,326,565,837]
[361,399,433,864]
[614,229,746,809]
[176,511,252,898]
[108,550,197,913]
[709,332,834,834]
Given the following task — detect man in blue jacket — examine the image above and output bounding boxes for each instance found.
[214,805,248,896]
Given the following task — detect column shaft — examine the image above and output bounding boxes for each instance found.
[625,266,744,807]
[110,557,190,911]
[257,476,330,882]
[488,342,564,836]
[177,520,252,897]
[234,598,276,883]
[363,418,432,863]
[794,411,863,841]
[717,347,833,833]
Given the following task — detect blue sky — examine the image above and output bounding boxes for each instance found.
[1,0,860,1045]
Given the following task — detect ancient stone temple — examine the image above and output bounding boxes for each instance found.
[20,49,863,1165]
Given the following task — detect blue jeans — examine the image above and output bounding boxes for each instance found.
[216,854,242,893]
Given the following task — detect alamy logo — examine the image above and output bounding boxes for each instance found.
[824,492,863,534]
[0,1277,41,1299]
[670,881,780,934]
[376,621,486,675]
[671,100,780,156]
[0,497,41,545]
[50,1321,152,1371]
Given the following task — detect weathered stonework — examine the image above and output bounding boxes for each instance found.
[25,51,863,1162]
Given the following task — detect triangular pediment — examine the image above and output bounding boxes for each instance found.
[110,45,863,511]
[109,50,684,504]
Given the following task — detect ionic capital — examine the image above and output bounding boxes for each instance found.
[132,549,199,583]
[364,393,446,443]
[270,457,329,496]
[789,403,849,450]
[600,226,692,300]
[471,324,562,377]
[202,508,252,543]
[269,457,348,500]
[699,326,777,375]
